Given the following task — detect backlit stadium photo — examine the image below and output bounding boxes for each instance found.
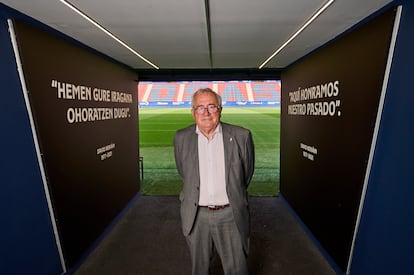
[138,80,281,196]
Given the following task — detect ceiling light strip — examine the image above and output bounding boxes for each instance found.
[59,0,159,69]
[259,0,335,69]
[204,0,213,68]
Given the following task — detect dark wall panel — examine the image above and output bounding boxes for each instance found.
[280,8,396,271]
[0,13,63,275]
[12,19,139,268]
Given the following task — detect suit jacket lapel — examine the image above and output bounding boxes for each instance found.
[188,126,200,186]
[222,123,233,183]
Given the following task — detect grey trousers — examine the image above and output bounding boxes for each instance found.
[186,206,249,275]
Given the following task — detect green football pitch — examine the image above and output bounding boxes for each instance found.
[139,107,280,196]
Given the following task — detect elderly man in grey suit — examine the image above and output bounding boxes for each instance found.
[174,88,255,275]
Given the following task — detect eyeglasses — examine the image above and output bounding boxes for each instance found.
[193,105,221,114]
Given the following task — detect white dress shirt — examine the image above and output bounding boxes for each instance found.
[196,124,229,206]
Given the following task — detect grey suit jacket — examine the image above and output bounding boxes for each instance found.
[174,122,255,253]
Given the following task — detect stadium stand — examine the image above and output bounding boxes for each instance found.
[138,80,281,107]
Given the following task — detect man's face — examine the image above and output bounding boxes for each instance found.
[192,92,222,135]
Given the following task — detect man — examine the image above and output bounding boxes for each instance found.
[174,88,255,275]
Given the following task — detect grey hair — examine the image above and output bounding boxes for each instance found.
[191,87,222,107]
